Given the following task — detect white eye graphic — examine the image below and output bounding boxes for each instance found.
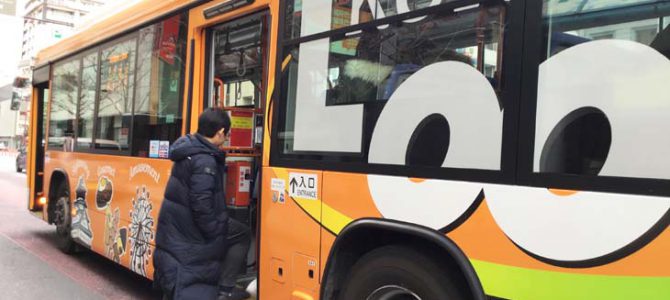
[368,61,503,170]
[368,61,501,230]
[368,175,484,230]
[485,185,670,265]
[486,40,670,265]
[534,40,670,180]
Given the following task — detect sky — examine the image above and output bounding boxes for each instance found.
[0,11,23,87]
[0,0,138,88]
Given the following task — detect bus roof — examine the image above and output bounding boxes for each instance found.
[35,0,198,67]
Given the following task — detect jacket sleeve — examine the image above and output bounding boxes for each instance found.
[188,157,226,240]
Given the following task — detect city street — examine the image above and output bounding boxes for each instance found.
[0,154,159,300]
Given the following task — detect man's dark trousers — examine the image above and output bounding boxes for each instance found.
[219,218,251,289]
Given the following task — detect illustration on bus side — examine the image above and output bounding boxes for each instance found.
[129,186,155,276]
[104,207,124,262]
[115,228,128,263]
[279,0,670,269]
[71,176,93,248]
[282,35,670,267]
[95,176,114,209]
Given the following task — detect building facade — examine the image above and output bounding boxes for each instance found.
[19,0,106,77]
[0,83,21,150]
[13,0,108,150]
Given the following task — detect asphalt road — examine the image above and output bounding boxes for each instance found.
[0,154,160,300]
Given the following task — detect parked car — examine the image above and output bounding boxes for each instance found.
[16,149,26,173]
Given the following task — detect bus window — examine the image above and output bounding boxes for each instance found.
[131,13,188,157]
[208,14,267,154]
[77,51,98,150]
[97,36,137,153]
[278,1,508,170]
[48,58,80,151]
[42,89,48,148]
[535,0,670,180]
[209,17,265,110]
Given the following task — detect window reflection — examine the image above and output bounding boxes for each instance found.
[320,5,505,106]
[48,58,79,150]
[280,2,508,166]
[97,38,136,152]
[77,52,98,149]
[537,0,670,178]
[132,14,187,157]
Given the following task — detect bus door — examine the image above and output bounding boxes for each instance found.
[193,1,325,296]
[204,10,269,283]
[28,66,50,214]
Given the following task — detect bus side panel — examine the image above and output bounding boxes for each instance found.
[46,151,171,279]
[319,171,385,279]
[313,171,670,299]
[260,166,322,299]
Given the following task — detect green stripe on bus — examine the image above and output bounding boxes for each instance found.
[471,259,670,300]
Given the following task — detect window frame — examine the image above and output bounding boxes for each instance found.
[203,10,271,111]
[515,0,670,197]
[269,0,527,185]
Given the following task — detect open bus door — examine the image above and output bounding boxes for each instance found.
[27,65,49,216]
[195,8,273,294]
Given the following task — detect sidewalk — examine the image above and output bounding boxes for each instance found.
[0,233,103,300]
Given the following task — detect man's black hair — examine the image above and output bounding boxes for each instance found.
[197,107,231,138]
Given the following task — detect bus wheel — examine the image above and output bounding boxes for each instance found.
[53,184,77,254]
[338,245,466,300]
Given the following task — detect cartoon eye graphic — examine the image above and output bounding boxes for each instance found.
[534,40,670,180]
[368,174,484,231]
[368,61,502,230]
[486,40,670,266]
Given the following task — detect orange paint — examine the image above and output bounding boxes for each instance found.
[548,188,580,197]
[323,172,383,220]
[259,168,321,299]
[409,177,427,183]
[44,151,172,279]
[449,199,670,276]
[321,171,670,277]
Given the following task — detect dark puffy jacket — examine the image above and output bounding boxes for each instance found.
[153,134,228,300]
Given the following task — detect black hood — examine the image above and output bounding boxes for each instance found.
[169,134,225,163]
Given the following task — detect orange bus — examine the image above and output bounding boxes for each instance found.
[28,0,670,299]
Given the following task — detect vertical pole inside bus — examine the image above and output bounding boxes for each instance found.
[207,12,267,285]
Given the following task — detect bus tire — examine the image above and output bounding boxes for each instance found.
[338,245,466,300]
[53,183,77,254]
